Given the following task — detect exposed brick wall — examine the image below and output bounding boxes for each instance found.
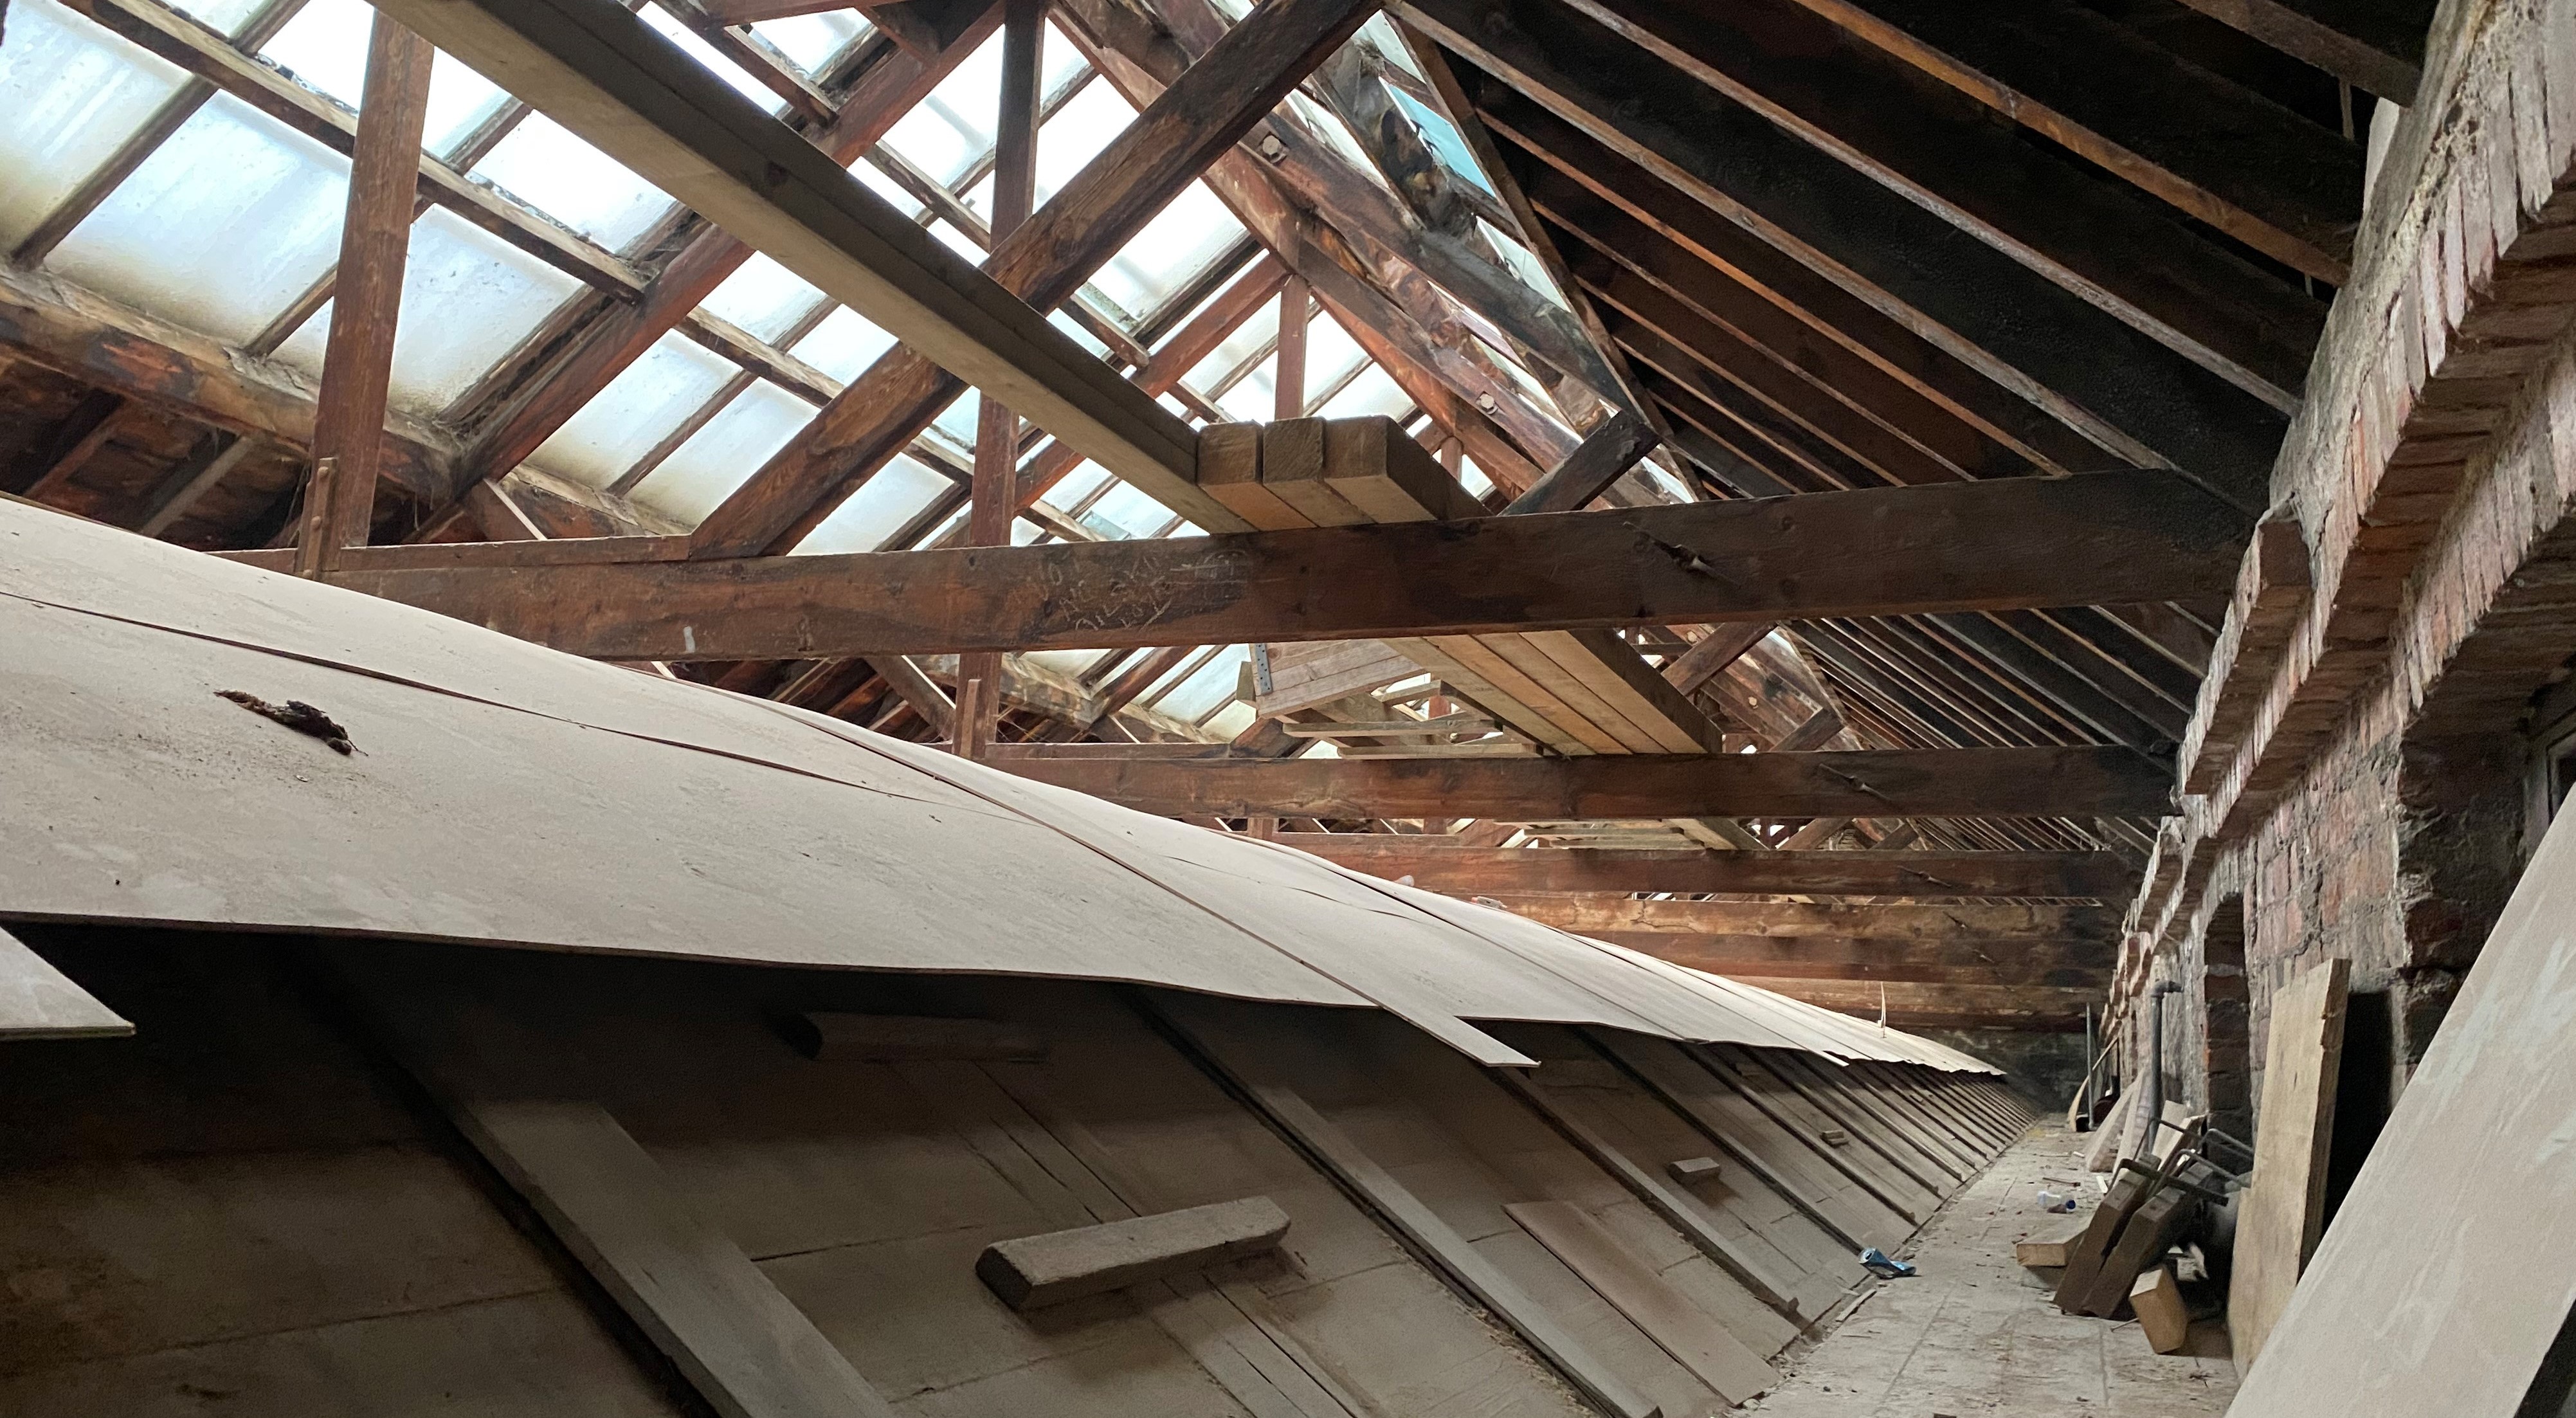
[2115,0,2576,1143]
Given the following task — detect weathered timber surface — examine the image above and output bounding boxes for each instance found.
[329,473,2245,659]
[0,924,133,1039]
[975,1197,1291,1309]
[1276,839,2134,898]
[1482,898,2121,938]
[1597,933,2114,988]
[992,746,2173,819]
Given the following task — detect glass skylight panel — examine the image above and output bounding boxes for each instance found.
[471,113,676,254]
[933,388,982,446]
[1357,15,1422,80]
[164,0,269,37]
[787,305,897,382]
[1478,218,1570,310]
[750,11,871,77]
[702,251,828,343]
[1315,363,1410,421]
[1032,79,1130,206]
[1049,307,1111,360]
[1456,455,1494,498]
[1215,357,1276,423]
[792,452,949,554]
[257,0,373,110]
[48,91,346,347]
[1024,648,1105,678]
[880,29,1003,185]
[1084,480,1175,539]
[1087,181,1244,323]
[1305,311,1367,390]
[1392,89,1495,195]
[527,331,738,488]
[628,379,815,525]
[271,206,586,415]
[927,219,983,262]
[1186,298,1280,391]
[1203,700,1257,739]
[849,157,926,219]
[0,0,188,251]
[639,6,786,115]
[1155,647,1252,724]
[422,51,511,161]
[1039,460,1110,512]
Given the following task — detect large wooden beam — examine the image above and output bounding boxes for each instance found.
[1770,0,2362,282]
[984,745,2172,819]
[678,0,1384,555]
[0,264,457,505]
[2168,0,2433,101]
[1718,977,2100,1028]
[1478,896,2119,939]
[1272,837,2134,897]
[1409,0,2292,504]
[1602,933,2113,987]
[365,0,1226,530]
[322,471,2245,659]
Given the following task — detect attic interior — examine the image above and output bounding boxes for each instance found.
[5,0,2576,1409]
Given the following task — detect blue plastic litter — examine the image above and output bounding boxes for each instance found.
[1858,1247,1918,1278]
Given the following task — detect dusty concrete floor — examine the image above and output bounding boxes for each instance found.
[1742,1123,2237,1416]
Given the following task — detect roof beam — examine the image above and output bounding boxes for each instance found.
[1480,896,2119,938]
[1270,836,2135,897]
[671,0,1385,556]
[365,0,1229,531]
[1410,0,2292,505]
[982,745,2171,818]
[2166,0,2433,101]
[0,263,457,504]
[1599,934,2112,988]
[1514,0,2332,394]
[1721,979,2100,1028]
[1771,0,2363,281]
[313,471,2247,659]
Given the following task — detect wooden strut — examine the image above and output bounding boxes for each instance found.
[307,471,2247,660]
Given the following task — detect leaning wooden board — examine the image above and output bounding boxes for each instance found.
[2227,804,2576,1415]
[2227,956,2349,1369]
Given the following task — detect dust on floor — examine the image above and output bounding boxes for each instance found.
[1741,1123,2236,1416]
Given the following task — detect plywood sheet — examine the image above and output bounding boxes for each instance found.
[2226,803,2576,1415]
[1506,1200,1779,1403]
[2227,957,2348,1370]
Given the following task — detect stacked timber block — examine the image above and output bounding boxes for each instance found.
[1197,417,1729,763]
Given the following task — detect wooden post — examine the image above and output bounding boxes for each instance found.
[956,0,1045,758]
[296,13,432,577]
[1273,275,1309,419]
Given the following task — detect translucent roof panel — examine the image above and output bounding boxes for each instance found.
[1153,646,1252,723]
[628,379,815,525]
[527,331,739,488]
[1085,480,1176,538]
[851,158,927,219]
[165,0,269,37]
[793,453,952,554]
[1478,219,1570,311]
[1086,181,1245,327]
[1303,311,1369,397]
[47,91,347,347]
[1033,80,1132,208]
[790,305,897,383]
[423,51,511,161]
[933,387,982,446]
[639,6,786,116]
[1393,89,1496,195]
[1185,299,1279,393]
[470,113,676,254]
[751,11,873,77]
[1215,356,1275,423]
[0,0,188,251]
[1315,363,1411,422]
[878,28,1004,185]
[701,251,828,344]
[271,206,588,416]
[256,0,374,110]
[1204,700,1256,739]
